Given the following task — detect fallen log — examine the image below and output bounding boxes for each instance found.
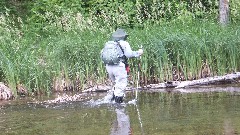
[144,81,180,89]
[176,72,240,88]
[145,72,240,89]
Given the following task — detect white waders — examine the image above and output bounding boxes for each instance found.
[102,40,142,102]
[106,62,127,99]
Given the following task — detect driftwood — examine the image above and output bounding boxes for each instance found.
[176,72,240,88]
[146,72,240,89]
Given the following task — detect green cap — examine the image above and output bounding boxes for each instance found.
[111,28,128,41]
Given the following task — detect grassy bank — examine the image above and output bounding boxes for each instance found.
[0,16,240,95]
[131,21,240,85]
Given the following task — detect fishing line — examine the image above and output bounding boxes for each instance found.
[135,67,140,100]
[135,102,144,135]
[133,45,144,134]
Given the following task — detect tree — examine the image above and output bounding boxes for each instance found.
[219,0,230,25]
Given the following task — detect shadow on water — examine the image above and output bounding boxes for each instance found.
[1,85,240,135]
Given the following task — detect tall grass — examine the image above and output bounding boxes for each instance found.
[130,21,240,83]
[0,10,240,95]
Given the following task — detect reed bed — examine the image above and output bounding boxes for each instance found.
[130,21,240,85]
[0,11,240,95]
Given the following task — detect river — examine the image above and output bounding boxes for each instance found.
[1,85,240,135]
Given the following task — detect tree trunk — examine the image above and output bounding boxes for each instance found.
[219,0,230,25]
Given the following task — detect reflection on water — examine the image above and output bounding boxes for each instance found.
[0,85,240,135]
[111,106,131,135]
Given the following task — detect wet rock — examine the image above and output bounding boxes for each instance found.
[0,82,14,100]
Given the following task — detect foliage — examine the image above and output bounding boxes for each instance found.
[0,0,240,95]
[231,0,240,23]
[1,0,240,26]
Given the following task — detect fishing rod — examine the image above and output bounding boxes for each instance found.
[135,45,142,100]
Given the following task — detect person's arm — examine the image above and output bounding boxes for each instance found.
[120,41,143,58]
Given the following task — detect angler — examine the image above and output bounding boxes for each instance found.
[101,28,143,103]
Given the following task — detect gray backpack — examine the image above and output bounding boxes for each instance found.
[101,41,124,65]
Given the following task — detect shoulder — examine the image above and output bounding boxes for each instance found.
[119,40,130,46]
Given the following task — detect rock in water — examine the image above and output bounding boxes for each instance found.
[0,82,14,100]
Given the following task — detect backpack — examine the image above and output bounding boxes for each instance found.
[101,41,124,65]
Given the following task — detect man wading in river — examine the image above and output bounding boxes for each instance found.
[101,28,143,103]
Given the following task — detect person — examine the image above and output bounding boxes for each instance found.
[101,28,143,103]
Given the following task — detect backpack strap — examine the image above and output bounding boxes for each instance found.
[116,41,125,54]
[115,41,129,67]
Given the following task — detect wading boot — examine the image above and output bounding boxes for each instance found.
[115,96,123,103]
[111,94,115,101]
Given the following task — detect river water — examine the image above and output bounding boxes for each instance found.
[1,85,240,135]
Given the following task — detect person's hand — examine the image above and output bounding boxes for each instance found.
[138,49,143,55]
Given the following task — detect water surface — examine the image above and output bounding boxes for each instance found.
[1,85,240,135]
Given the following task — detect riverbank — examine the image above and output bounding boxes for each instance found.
[1,72,240,101]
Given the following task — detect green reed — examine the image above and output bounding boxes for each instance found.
[128,21,240,83]
[1,10,240,95]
